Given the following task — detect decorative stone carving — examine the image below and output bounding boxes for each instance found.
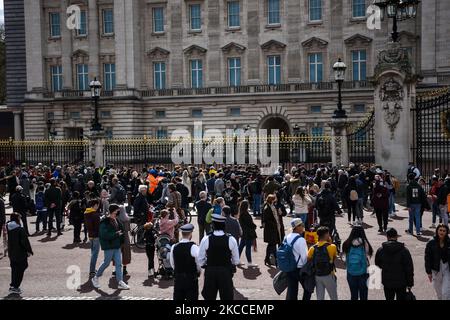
[147,47,170,60]
[344,34,373,47]
[301,37,328,49]
[373,42,414,82]
[261,40,286,52]
[221,42,246,54]
[379,78,404,140]
[183,45,207,56]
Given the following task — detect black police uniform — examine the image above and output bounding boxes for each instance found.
[201,233,234,300]
[173,241,199,301]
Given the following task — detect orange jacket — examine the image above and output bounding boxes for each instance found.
[147,175,158,195]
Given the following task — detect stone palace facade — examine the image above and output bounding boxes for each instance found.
[4,0,450,140]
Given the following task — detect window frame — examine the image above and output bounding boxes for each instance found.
[103,63,116,91]
[228,57,241,87]
[352,0,366,18]
[190,59,203,88]
[152,7,165,33]
[227,1,240,28]
[352,104,366,113]
[191,108,204,118]
[268,0,281,25]
[155,110,167,119]
[76,10,88,37]
[310,105,322,113]
[51,65,63,92]
[267,55,281,85]
[352,49,367,81]
[102,8,115,35]
[229,107,241,117]
[311,126,324,137]
[153,62,166,90]
[49,12,61,38]
[309,52,323,83]
[309,0,322,22]
[76,64,89,91]
[189,4,202,31]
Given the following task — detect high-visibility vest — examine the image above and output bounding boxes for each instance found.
[147,175,158,194]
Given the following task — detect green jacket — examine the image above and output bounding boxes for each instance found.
[99,217,124,251]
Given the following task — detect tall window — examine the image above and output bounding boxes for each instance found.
[77,11,87,36]
[190,4,201,30]
[190,60,203,88]
[102,9,114,34]
[104,63,116,91]
[51,65,63,92]
[352,0,366,18]
[268,0,280,25]
[309,0,322,21]
[311,127,324,136]
[153,62,166,89]
[267,55,281,85]
[352,50,367,81]
[227,1,240,28]
[228,58,241,86]
[309,53,323,82]
[49,13,61,37]
[77,64,89,91]
[156,129,168,139]
[153,7,164,33]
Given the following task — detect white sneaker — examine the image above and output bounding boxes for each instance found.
[118,281,130,290]
[148,269,154,277]
[247,263,258,268]
[91,276,101,289]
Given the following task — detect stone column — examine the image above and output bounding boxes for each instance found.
[13,111,23,140]
[88,131,106,167]
[373,42,418,181]
[61,0,73,89]
[330,118,349,167]
[88,0,100,79]
[24,0,45,92]
[114,0,127,89]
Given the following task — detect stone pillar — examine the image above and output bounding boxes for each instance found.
[88,0,100,79]
[330,118,349,167]
[373,42,418,181]
[114,0,127,89]
[61,0,73,89]
[88,131,106,167]
[13,111,23,140]
[25,0,44,92]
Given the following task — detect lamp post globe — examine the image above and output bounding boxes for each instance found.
[89,77,103,132]
[333,58,347,119]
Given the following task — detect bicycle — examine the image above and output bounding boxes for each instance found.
[129,216,146,249]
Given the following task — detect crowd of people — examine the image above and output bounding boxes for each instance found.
[0,161,449,300]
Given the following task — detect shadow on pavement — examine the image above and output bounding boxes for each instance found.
[77,279,96,294]
[156,278,174,289]
[335,258,346,270]
[267,267,278,279]
[362,222,374,230]
[131,246,146,254]
[233,288,248,300]
[3,294,24,300]
[416,235,431,243]
[142,277,158,287]
[242,267,262,280]
[62,242,91,250]
[38,236,59,243]
[420,230,434,237]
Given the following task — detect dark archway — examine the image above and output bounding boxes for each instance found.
[259,116,291,136]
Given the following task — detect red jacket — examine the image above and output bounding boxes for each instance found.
[371,185,389,210]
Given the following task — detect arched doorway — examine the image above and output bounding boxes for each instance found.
[259,116,291,164]
[259,116,291,136]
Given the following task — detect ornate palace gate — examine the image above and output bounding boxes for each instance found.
[346,108,375,165]
[412,88,450,179]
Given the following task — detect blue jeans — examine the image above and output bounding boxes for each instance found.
[96,248,123,282]
[347,273,369,300]
[36,210,48,231]
[239,239,254,263]
[356,199,364,220]
[90,238,100,274]
[432,202,442,224]
[388,193,396,215]
[408,204,422,233]
[253,193,262,215]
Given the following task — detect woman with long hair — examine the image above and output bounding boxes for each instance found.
[292,186,312,226]
[262,194,282,266]
[343,176,359,225]
[425,224,450,300]
[342,225,374,300]
[238,200,258,267]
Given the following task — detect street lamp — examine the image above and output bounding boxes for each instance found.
[333,58,347,119]
[89,77,103,131]
[374,0,420,43]
[293,124,300,136]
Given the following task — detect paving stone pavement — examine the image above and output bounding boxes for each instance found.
[0,201,440,300]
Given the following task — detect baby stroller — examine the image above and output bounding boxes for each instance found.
[154,234,174,280]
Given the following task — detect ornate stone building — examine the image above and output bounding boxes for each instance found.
[4,0,450,140]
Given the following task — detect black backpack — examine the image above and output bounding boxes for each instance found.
[313,243,334,276]
[115,184,127,203]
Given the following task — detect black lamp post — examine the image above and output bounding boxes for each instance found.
[333,58,347,119]
[90,77,103,131]
[46,119,57,139]
[293,124,300,136]
[374,0,420,43]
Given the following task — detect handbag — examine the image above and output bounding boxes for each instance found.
[273,271,288,295]
[405,288,416,301]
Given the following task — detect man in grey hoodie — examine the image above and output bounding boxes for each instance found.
[7,213,33,295]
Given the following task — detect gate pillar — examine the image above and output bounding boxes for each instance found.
[330,118,349,167]
[88,131,106,167]
[373,42,419,181]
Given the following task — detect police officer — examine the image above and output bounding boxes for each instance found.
[169,223,201,301]
[198,214,240,300]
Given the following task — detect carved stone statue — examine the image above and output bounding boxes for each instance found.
[380,78,404,140]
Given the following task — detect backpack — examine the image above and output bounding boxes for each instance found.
[276,235,302,273]
[35,192,45,211]
[350,189,359,201]
[407,166,415,176]
[346,245,367,276]
[312,243,334,276]
[115,184,126,203]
